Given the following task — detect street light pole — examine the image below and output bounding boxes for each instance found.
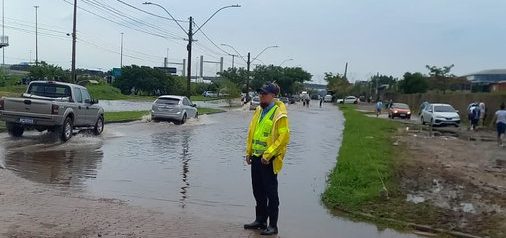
[143,2,240,99]
[34,6,39,66]
[279,58,294,67]
[220,44,279,94]
[120,33,124,68]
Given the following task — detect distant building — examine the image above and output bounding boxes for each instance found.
[465,69,506,92]
[490,81,506,92]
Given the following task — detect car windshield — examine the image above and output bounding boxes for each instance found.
[434,105,455,112]
[156,98,180,105]
[346,96,355,99]
[252,97,260,102]
[393,103,409,109]
[27,83,71,98]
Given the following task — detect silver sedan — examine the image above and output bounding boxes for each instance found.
[151,95,198,125]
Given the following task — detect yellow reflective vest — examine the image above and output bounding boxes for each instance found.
[246,100,290,174]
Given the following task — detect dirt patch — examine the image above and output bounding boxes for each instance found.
[0,169,258,238]
[396,127,506,237]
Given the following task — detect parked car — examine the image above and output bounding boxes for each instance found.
[324,95,333,102]
[420,103,460,127]
[202,91,217,97]
[0,81,104,141]
[151,95,198,125]
[279,97,289,104]
[249,96,260,110]
[388,103,412,119]
[338,96,358,104]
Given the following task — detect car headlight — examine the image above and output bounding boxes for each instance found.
[407,111,411,114]
[394,110,398,113]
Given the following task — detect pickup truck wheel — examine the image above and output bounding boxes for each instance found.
[181,113,187,124]
[195,111,199,119]
[60,116,73,142]
[93,116,104,135]
[6,122,24,137]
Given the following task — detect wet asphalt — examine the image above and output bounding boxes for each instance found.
[0,101,418,238]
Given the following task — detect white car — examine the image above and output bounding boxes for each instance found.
[420,103,461,127]
[338,96,358,104]
[151,95,198,125]
[324,95,333,102]
[249,96,260,110]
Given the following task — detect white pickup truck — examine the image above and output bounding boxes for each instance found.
[0,81,104,141]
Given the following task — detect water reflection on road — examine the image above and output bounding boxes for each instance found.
[0,103,417,238]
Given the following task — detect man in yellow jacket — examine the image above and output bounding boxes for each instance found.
[244,82,290,236]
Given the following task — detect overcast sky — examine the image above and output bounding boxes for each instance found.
[3,0,506,83]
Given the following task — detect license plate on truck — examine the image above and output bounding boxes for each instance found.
[19,118,34,124]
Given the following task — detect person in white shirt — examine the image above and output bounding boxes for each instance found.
[479,102,486,126]
[491,103,506,147]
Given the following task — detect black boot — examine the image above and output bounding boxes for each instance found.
[244,220,267,230]
[261,226,278,236]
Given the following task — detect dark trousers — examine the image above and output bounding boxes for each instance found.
[251,155,279,228]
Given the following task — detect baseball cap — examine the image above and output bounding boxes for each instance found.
[257,82,280,95]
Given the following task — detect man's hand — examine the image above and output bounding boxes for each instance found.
[261,157,270,165]
[245,156,252,165]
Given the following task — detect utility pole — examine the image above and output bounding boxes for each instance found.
[34,6,39,66]
[71,0,77,83]
[120,33,124,68]
[143,2,240,98]
[344,62,348,80]
[2,0,5,66]
[246,52,251,92]
[231,54,235,68]
[186,16,193,98]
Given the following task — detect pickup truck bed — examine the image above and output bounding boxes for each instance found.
[0,81,105,141]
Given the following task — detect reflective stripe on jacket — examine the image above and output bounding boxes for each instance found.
[246,100,290,174]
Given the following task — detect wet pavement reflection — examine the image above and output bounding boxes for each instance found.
[0,102,417,238]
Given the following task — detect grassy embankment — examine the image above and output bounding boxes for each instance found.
[323,104,441,231]
[104,107,224,123]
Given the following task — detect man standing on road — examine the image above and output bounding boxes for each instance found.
[376,100,383,117]
[244,82,290,236]
[490,103,506,147]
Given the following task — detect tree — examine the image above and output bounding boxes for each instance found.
[251,65,311,95]
[29,61,70,82]
[113,65,183,96]
[399,72,429,94]
[218,67,249,91]
[426,64,455,94]
[324,73,351,98]
[217,79,241,107]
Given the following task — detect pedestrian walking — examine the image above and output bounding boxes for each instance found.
[244,82,290,236]
[468,103,480,131]
[490,103,506,147]
[479,102,486,126]
[376,100,383,117]
[319,97,323,108]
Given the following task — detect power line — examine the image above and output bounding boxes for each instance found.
[61,0,184,42]
[81,0,184,39]
[193,21,232,56]
[115,0,187,23]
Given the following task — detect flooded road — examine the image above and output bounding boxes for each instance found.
[99,99,231,112]
[0,103,417,238]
